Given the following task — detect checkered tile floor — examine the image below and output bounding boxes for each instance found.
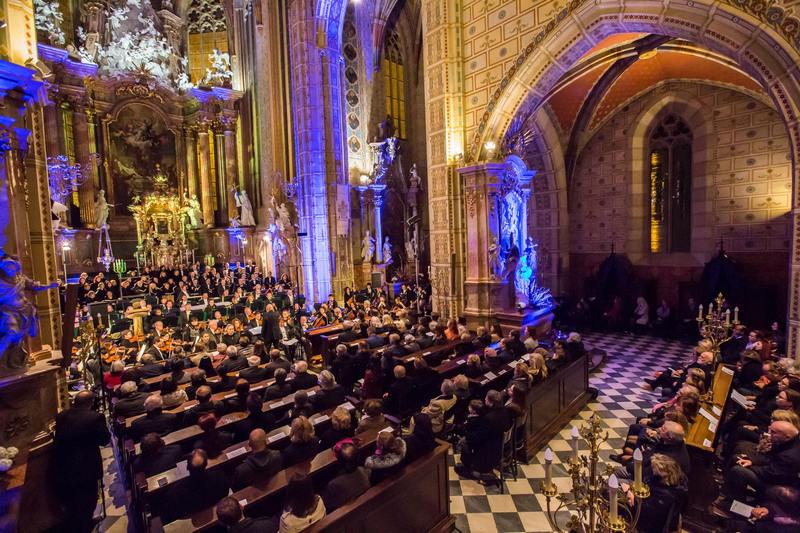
[449,332,692,533]
[93,332,691,533]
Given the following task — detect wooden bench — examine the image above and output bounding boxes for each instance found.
[154,426,390,532]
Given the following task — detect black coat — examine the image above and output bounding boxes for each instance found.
[156,470,230,523]
[239,365,269,384]
[54,407,111,485]
[281,439,321,467]
[130,410,178,441]
[313,385,347,411]
[232,449,282,490]
[291,372,319,392]
[133,444,183,478]
[114,391,149,418]
[321,467,371,512]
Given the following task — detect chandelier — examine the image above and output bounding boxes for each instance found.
[97,225,115,272]
[540,415,650,532]
[47,155,88,206]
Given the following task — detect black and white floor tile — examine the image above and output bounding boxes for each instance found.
[93,332,692,533]
[449,332,692,533]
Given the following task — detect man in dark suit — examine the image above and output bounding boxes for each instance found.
[262,303,281,348]
[130,395,178,441]
[114,381,148,418]
[184,386,224,425]
[337,321,359,343]
[177,303,194,330]
[721,324,748,364]
[290,360,318,391]
[138,353,166,378]
[217,346,249,376]
[232,429,283,490]
[156,449,230,523]
[264,348,291,378]
[53,391,110,532]
[384,365,413,416]
[366,326,386,348]
[239,355,269,383]
[132,432,184,477]
[263,368,292,400]
[385,333,407,358]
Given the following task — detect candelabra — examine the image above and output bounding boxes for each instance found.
[540,415,649,532]
[696,292,740,359]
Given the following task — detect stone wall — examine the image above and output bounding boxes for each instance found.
[568,81,791,313]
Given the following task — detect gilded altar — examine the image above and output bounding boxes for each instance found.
[129,175,193,268]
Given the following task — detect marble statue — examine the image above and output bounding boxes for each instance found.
[235,188,256,226]
[230,217,241,229]
[0,255,57,374]
[488,237,503,280]
[188,194,203,228]
[361,230,376,263]
[51,200,68,230]
[405,236,417,262]
[524,236,537,270]
[407,164,421,207]
[95,190,111,229]
[382,237,393,265]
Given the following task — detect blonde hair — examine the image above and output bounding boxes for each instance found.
[467,354,481,366]
[772,409,800,430]
[290,416,315,443]
[529,352,548,378]
[330,407,352,431]
[650,454,683,487]
[454,374,469,390]
[515,362,530,377]
[696,339,713,354]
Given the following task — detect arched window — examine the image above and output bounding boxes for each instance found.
[382,29,406,139]
[648,114,692,253]
[186,0,228,84]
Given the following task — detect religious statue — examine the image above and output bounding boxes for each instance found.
[523,236,537,270]
[378,114,395,140]
[382,237,393,265]
[51,200,68,230]
[95,189,111,229]
[361,230,376,263]
[407,164,421,207]
[0,255,58,374]
[230,217,241,229]
[488,237,503,280]
[234,188,256,226]
[187,194,203,228]
[405,236,417,262]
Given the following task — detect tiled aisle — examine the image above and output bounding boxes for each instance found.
[94,332,692,533]
[450,332,691,533]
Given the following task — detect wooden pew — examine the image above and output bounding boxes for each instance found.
[307,441,453,533]
[155,426,390,532]
[683,363,735,530]
[307,323,345,355]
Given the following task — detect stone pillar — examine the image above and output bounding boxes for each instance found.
[184,126,198,198]
[214,128,229,225]
[420,0,466,318]
[459,162,507,326]
[197,126,214,227]
[371,184,386,263]
[72,103,96,227]
[223,120,240,221]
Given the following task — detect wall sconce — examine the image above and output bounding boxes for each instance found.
[484,141,497,161]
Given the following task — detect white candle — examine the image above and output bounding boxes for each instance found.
[633,448,643,486]
[698,304,703,320]
[708,302,713,315]
[544,447,553,486]
[608,474,619,522]
[725,309,731,326]
[734,306,739,323]
[571,426,579,460]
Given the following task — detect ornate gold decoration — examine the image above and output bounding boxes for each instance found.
[540,415,650,532]
[114,83,165,103]
[697,292,740,362]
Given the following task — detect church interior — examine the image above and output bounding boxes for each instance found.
[1,0,800,531]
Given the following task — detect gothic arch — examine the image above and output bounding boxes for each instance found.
[465,0,800,357]
[624,90,717,263]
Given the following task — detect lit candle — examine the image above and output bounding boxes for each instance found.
[608,474,619,522]
[633,448,643,487]
[708,302,713,315]
[544,448,553,486]
[734,306,739,323]
[571,427,579,461]
[698,304,703,320]
[725,309,731,326]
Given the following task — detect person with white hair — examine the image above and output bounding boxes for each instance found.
[130,394,178,441]
[239,354,269,383]
[113,381,148,418]
[312,369,346,410]
[291,360,318,391]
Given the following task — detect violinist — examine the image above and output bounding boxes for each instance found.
[242,306,258,328]
[151,319,168,339]
[196,331,217,353]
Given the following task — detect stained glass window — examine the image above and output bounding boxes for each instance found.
[382,29,406,139]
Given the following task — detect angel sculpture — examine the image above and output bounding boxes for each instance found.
[234,188,256,226]
[0,255,58,374]
[361,230,376,263]
[95,190,113,229]
[382,237,393,265]
[488,237,503,280]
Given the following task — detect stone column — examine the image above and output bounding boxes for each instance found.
[184,126,198,198]
[371,184,386,263]
[459,162,506,326]
[72,103,97,227]
[214,128,229,225]
[420,0,466,318]
[196,126,214,227]
[223,119,240,222]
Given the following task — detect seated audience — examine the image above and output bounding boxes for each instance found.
[281,416,321,467]
[114,381,148,418]
[365,430,407,483]
[356,399,386,434]
[404,413,436,461]
[312,370,346,410]
[216,497,276,533]
[279,473,326,533]
[384,365,413,416]
[264,368,292,400]
[240,355,269,383]
[133,432,183,477]
[291,360,318,391]
[319,406,355,448]
[130,394,177,441]
[157,449,230,524]
[193,413,234,458]
[232,428,283,490]
[321,442,371,512]
[159,376,189,409]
